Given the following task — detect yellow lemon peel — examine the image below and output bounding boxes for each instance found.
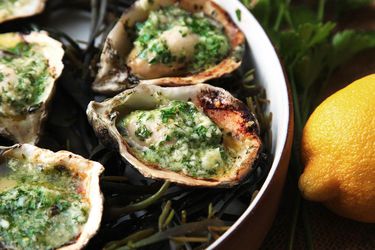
[299,74,375,223]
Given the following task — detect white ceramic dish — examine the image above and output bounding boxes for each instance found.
[208,1,293,249]
[46,1,293,248]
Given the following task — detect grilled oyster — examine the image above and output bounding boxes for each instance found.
[0,144,104,250]
[0,0,46,24]
[93,0,245,94]
[0,31,64,144]
[87,84,261,187]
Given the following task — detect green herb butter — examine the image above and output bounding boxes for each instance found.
[117,100,234,178]
[131,5,230,74]
[0,159,88,250]
[0,42,49,116]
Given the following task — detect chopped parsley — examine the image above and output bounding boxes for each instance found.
[160,101,194,123]
[117,100,234,178]
[235,9,242,21]
[0,42,49,116]
[132,5,230,74]
[135,125,153,141]
[0,159,88,250]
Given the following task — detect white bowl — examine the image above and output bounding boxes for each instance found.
[46,1,293,248]
[208,1,293,249]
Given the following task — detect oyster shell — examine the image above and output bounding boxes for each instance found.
[0,144,104,250]
[93,0,245,94]
[0,0,46,24]
[0,31,64,144]
[87,84,261,187]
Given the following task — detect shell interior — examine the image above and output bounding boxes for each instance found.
[0,32,64,144]
[0,144,104,250]
[87,84,261,187]
[93,0,245,94]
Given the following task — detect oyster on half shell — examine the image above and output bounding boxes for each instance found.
[0,0,46,24]
[93,0,245,94]
[0,31,64,144]
[0,144,104,250]
[87,84,261,187]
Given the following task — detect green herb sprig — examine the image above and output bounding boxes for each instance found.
[242,0,375,249]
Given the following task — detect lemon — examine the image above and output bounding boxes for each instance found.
[299,74,375,223]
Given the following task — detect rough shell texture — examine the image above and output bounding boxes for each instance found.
[0,31,64,144]
[93,0,245,94]
[0,0,46,24]
[0,144,104,250]
[87,84,261,187]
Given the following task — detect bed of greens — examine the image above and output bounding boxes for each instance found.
[0,1,272,249]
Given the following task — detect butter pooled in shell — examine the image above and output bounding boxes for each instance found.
[87,84,261,187]
[0,31,64,144]
[93,0,245,94]
[0,144,104,250]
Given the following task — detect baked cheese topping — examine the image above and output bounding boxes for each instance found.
[0,159,88,250]
[127,5,230,78]
[0,41,49,116]
[117,100,234,178]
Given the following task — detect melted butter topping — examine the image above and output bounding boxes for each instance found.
[0,42,49,116]
[0,158,88,250]
[117,100,235,178]
[127,5,230,79]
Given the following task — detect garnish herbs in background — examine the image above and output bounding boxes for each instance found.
[240,0,375,249]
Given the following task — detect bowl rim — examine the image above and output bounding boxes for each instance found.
[208,0,291,248]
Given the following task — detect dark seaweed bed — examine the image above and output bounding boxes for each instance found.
[0,1,272,249]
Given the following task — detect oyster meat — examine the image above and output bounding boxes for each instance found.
[87,84,261,187]
[0,144,104,250]
[93,0,245,94]
[0,0,46,24]
[0,31,64,144]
